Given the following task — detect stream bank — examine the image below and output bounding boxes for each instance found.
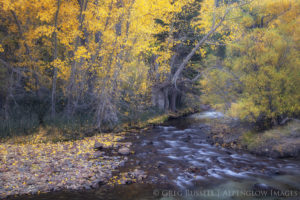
[202,112,300,158]
[3,110,300,200]
[0,108,199,199]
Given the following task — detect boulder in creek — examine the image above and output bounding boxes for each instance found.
[93,151,105,158]
[94,142,114,150]
[183,135,192,142]
[91,178,106,189]
[118,147,130,155]
[130,169,147,181]
[94,142,104,150]
[120,178,133,185]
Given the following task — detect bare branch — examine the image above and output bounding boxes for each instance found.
[171,7,231,88]
[0,58,25,77]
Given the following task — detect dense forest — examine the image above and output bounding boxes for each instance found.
[0,0,299,136]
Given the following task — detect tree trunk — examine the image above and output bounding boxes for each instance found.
[170,89,177,112]
[51,0,61,119]
[11,10,40,91]
[66,0,88,117]
[163,88,169,111]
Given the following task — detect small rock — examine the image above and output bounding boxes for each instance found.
[91,181,99,189]
[120,178,133,185]
[91,178,106,189]
[137,174,147,181]
[183,135,192,142]
[29,188,38,194]
[155,161,164,168]
[146,141,153,145]
[268,169,285,176]
[187,166,200,173]
[93,151,104,158]
[94,142,104,150]
[131,169,147,181]
[83,184,91,190]
[118,147,130,155]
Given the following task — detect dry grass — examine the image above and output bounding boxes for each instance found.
[242,120,300,150]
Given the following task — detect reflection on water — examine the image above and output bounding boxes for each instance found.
[11,111,300,200]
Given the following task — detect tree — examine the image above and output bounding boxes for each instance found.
[201,0,300,127]
[151,0,251,112]
[0,0,193,132]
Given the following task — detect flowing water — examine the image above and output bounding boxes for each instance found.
[12,111,300,200]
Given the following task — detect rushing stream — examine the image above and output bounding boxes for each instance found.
[12,111,300,200]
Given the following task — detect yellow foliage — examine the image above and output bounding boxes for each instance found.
[201,0,300,124]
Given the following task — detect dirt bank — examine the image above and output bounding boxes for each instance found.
[206,119,300,158]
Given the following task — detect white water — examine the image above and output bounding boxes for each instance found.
[189,111,224,119]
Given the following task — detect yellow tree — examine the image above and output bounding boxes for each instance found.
[0,0,203,128]
[201,0,300,126]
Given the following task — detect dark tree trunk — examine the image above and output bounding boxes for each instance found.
[163,88,169,111]
[170,89,177,112]
[152,86,181,112]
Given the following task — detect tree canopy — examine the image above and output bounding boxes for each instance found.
[201,0,300,126]
[0,0,299,135]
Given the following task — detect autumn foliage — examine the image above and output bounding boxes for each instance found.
[0,0,299,135]
[0,0,195,133]
[201,0,300,126]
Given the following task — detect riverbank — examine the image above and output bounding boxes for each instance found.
[2,110,300,200]
[0,108,200,199]
[206,117,300,158]
[0,107,198,145]
[0,133,131,199]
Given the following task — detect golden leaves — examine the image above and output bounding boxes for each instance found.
[74,46,90,61]
[0,133,126,197]
[201,0,300,123]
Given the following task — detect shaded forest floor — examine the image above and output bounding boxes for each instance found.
[0,108,197,144]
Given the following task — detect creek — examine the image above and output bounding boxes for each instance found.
[13,111,300,200]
